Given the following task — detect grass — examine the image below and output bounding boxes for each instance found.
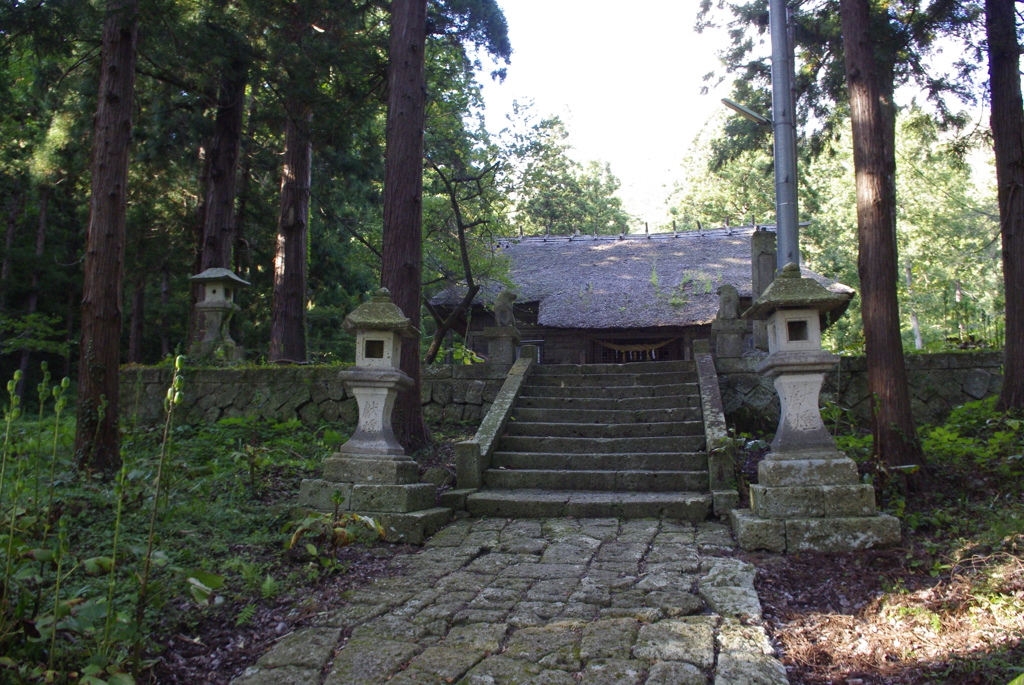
[0,364,366,684]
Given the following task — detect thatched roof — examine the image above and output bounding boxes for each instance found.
[430,227,854,330]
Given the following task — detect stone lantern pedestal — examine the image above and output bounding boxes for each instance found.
[731,264,900,553]
[189,268,250,363]
[298,289,450,543]
[481,326,520,367]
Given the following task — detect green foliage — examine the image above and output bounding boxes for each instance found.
[499,102,631,236]
[0,364,359,682]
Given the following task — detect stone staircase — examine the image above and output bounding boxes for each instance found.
[465,360,713,520]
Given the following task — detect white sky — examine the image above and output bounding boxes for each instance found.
[479,0,735,229]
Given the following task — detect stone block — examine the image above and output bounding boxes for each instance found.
[462,405,482,423]
[322,456,420,485]
[712,490,740,518]
[442,404,465,422]
[757,456,859,487]
[455,441,483,490]
[465,380,485,405]
[750,483,877,519]
[374,508,452,545]
[351,483,436,513]
[420,381,433,404]
[432,381,453,406]
[785,514,901,552]
[298,479,353,512]
[730,509,785,553]
[439,488,475,511]
[337,398,358,425]
[963,368,993,399]
[422,364,453,379]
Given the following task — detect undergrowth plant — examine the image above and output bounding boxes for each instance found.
[0,361,364,684]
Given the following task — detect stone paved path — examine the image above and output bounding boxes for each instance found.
[233,518,788,684]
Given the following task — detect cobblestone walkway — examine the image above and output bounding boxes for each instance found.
[234,518,788,684]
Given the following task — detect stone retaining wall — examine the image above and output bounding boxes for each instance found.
[123,352,1004,430]
[717,351,1004,431]
[121,364,509,427]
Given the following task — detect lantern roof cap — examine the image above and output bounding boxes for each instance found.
[743,262,853,321]
[343,288,416,337]
[190,268,251,286]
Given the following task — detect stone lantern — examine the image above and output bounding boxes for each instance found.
[336,288,416,456]
[189,268,250,362]
[731,263,900,553]
[298,288,450,543]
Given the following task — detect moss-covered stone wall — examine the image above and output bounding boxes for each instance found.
[121,364,509,427]
[717,351,1004,432]
[122,352,1003,431]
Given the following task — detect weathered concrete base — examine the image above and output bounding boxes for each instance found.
[729,510,787,553]
[749,483,877,519]
[298,479,352,511]
[758,455,859,486]
[439,488,476,512]
[731,508,901,553]
[296,480,450,545]
[374,508,452,545]
[322,455,419,484]
[785,513,901,553]
[712,490,740,518]
[298,478,435,513]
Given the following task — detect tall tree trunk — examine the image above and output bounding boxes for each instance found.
[905,263,923,350]
[17,185,49,396]
[381,0,429,452]
[986,0,1024,411]
[127,272,146,363]
[234,91,259,277]
[74,0,138,474]
[268,109,312,363]
[159,262,171,358]
[840,0,924,479]
[1,185,23,311]
[191,66,248,344]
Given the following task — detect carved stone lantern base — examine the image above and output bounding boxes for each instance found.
[297,289,451,543]
[732,264,900,553]
[482,326,520,367]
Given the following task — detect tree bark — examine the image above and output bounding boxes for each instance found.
[74,0,138,474]
[986,0,1024,411]
[191,65,248,343]
[17,184,49,396]
[840,0,924,478]
[268,109,312,363]
[127,271,146,364]
[381,0,430,451]
[159,262,171,358]
[1,185,23,312]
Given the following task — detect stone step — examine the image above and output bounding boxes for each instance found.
[491,451,708,472]
[525,372,697,387]
[465,489,712,520]
[531,360,696,375]
[504,420,704,439]
[512,406,703,424]
[519,382,699,399]
[484,469,709,492]
[497,435,706,454]
[516,395,696,411]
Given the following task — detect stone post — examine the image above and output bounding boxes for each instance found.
[481,326,521,366]
[750,229,777,351]
[189,268,250,362]
[731,263,900,553]
[298,288,450,543]
[711,284,747,358]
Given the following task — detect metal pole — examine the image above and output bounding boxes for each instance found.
[770,0,800,270]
